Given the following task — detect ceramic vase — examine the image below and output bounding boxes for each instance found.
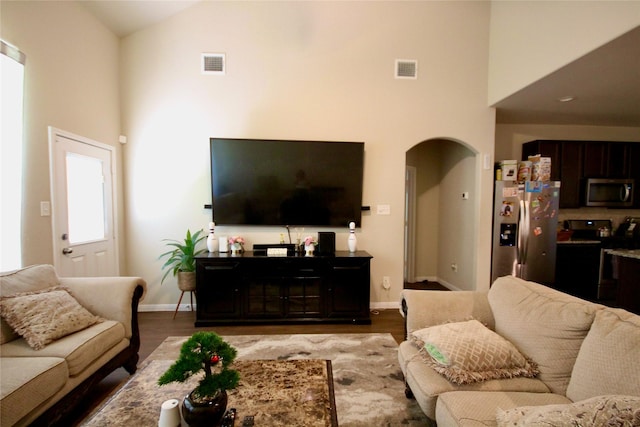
[305,244,315,256]
[182,389,227,427]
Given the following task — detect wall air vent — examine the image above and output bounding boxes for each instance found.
[202,53,225,75]
[395,59,418,79]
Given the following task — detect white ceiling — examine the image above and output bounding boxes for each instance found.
[81,0,199,38]
[494,26,640,127]
[80,1,640,128]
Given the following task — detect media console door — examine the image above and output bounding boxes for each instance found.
[195,251,372,326]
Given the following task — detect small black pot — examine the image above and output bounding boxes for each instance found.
[182,389,227,427]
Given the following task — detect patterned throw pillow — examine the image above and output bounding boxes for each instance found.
[496,395,640,427]
[411,319,539,385]
[0,286,102,350]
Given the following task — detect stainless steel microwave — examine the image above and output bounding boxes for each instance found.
[584,178,634,207]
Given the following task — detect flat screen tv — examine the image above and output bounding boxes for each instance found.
[210,138,364,227]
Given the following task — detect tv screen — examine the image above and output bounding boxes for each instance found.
[210,138,364,227]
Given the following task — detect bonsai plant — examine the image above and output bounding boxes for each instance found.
[158,332,240,426]
[159,228,206,290]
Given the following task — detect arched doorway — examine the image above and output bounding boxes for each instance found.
[405,138,477,290]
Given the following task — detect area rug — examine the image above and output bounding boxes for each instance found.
[145,333,428,426]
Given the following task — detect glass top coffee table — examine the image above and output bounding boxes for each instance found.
[83,359,337,426]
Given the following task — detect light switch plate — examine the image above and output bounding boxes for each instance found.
[40,201,51,216]
[377,204,391,215]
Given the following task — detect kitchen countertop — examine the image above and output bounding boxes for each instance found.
[604,248,640,260]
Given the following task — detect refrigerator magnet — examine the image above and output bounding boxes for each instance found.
[534,226,543,236]
[500,201,513,217]
[502,187,518,198]
[526,181,543,193]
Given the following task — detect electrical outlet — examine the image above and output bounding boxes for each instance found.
[382,276,391,289]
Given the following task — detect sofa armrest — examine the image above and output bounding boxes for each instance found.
[59,276,146,339]
[401,290,494,339]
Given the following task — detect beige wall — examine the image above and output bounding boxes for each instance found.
[120,1,496,308]
[1,2,124,270]
[489,1,640,105]
[437,141,476,290]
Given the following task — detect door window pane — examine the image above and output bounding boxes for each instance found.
[66,153,105,244]
[1,41,25,270]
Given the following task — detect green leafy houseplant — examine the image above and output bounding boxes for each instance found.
[158,332,240,399]
[159,229,206,285]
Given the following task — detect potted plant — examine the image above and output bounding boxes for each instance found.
[159,229,206,292]
[158,332,240,426]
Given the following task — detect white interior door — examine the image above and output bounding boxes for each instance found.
[49,127,118,277]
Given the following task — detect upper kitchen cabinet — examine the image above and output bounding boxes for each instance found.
[607,142,630,178]
[559,142,584,208]
[583,141,630,178]
[522,140,579,208]
[582,142,607,178]
[522,140,639,209]
[521,140,561,181]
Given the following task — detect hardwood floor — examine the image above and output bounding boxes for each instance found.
[139,308,407,359]
[69,308,408,425]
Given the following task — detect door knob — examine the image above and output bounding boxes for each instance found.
[62,248,73,255]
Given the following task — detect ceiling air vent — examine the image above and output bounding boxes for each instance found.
[395,59,418,79]
[202,53,225,75]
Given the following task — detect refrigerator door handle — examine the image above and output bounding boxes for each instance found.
[517,200,524,263]
[517,199,530,266]
[522,200,530,265]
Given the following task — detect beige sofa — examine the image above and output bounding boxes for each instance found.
[0,264,146,427]
[399,275,640,426]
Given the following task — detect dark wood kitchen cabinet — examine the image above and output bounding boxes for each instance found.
[522,140,578,208]
[606,142,629,178]
[582,142,607,178]
[559,142,583,208]
[195,251,372,325]
[555,243,601,301]
[522,140,639,208]
[522,140,561,181]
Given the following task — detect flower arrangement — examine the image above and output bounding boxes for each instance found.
[304,236,317,246]
[158,332,240,400]
[228,236,245,249]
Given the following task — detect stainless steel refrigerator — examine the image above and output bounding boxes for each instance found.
[491,181,561,285]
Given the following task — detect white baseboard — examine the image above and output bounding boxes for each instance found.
[370,301,401,310]
[412,276,461,291]
[139,304,196,312]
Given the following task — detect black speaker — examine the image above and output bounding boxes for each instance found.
[317,232,335,255]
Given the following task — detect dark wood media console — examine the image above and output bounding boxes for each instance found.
[195,251,372,326]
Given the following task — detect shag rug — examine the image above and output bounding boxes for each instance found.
[86,333,429,426]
